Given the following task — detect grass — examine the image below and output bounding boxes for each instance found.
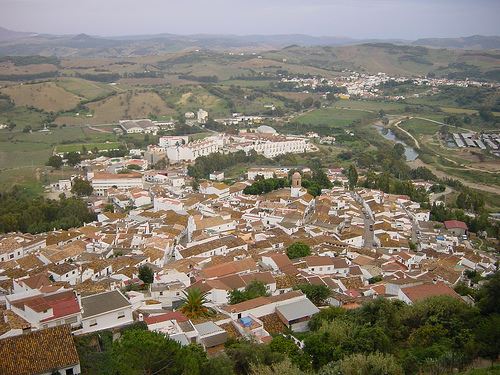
[459,365,500,375]
[295,107,367,127]
[0,106,50,128]
[1,81,82,112]
[54,141,122,154]
[56,91,175,126]
[332,99,408,113]
[0,126,122,171]
[400,118,440,136]
[55,77,115,100]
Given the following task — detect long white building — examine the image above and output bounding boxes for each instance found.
[88,172,144,196]
[232,134,308,158]
[165,135,225,163]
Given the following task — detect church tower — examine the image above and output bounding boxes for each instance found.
[291,171,302,198]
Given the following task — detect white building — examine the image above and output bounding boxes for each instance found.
[119,119,159,134]
[79,290,133,334]
[233,134,308,158]
[197,109,209,124]
[89,172,143,196]
[159,136,189,148]
[165,136,224,163]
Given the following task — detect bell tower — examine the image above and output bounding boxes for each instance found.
[291,171,301,198]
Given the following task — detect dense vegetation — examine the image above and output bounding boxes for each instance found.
[229,281,269,305]
[75,272,500,375]
[0,185,96,233]
[187,150,273,180]
[286,242,311,259]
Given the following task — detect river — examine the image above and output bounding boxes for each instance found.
[374,125,418,161]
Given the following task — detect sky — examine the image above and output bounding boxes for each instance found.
[1,0,499,39]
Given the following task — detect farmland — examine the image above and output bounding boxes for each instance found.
[1,81,82,112]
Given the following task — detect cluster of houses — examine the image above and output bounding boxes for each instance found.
[2,157,497,364]
[281,70,498,100]
[2,122,498,374]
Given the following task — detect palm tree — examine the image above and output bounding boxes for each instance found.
[179,288,212,319]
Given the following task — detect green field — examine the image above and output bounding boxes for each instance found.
[0,126,122,172]
[400,118,441,135]
[55,141,122,154]
[55,78,116,100]
[295,107,368,126]
[332,99,408,113]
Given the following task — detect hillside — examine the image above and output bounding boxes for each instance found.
[413,35,500,50]
[0,26,499,57]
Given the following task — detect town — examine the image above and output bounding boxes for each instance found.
[0,118,497,374]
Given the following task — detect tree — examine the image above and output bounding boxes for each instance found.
[138,265,154,284]
[203,354,235,375]
[229,280,269,304]
[153,158,167,170]
[319,353,403,375]
[111,328,183,374]
[302,97,314,109]
[180,288,212,319]
[294,284,331,306]
[71,178,93,197]
[346,165,358,190]
[192,179,200,192]
[475,314,500,362]
[64,151,81,167]
[250,358,303,375]
[286,242,311,259]
[393,143,406,158]
[476,272,500,315]
[47,155,63,169]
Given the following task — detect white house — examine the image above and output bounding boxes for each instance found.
[79,290,133,334]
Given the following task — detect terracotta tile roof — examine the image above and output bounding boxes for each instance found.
[444,220,468,230]
[201,258,257,279]
[0,307,31,336]
[401,282,462,303]
[0,325,80,375]
[222,290,303,314]
[144,311,188,325]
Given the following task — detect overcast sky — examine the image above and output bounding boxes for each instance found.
[1,0,499,39]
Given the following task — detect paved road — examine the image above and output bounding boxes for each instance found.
[363,215,375,249]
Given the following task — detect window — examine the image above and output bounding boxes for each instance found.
[66,368,74,375]
[9,254,14,259]
[89,319,97,327]
[118,312,126,319]
[159,291,163,296]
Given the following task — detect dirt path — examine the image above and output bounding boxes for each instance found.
[393,118,420,148]
[407,159,500,195]
[87,125,112,133]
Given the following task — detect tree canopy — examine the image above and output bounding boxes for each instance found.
[0,185,95,233]
[229,281,269,305]
[286,242,311,259]
[71,178,93,197]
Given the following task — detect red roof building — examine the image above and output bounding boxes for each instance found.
[444,220,468,231]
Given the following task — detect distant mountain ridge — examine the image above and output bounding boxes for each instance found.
[0,26,498,57]
[412,35,500,50]
[0,26,35,42]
